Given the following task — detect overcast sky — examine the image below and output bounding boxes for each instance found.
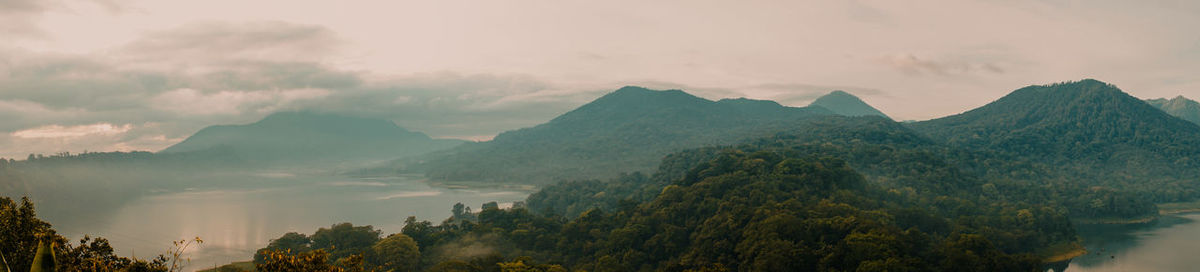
[1,0,1198,158]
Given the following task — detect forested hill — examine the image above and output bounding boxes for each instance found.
[808,90,891,119]
[344,116,1080,271]
[909,79,1200,206]
[419,86,834,184]
[162,111,464,165]
[1146,95,1200,125]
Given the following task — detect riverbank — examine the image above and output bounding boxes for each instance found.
[1072,214,1158,225]
[1040,242,1087,263]
[1158,200,1200,215]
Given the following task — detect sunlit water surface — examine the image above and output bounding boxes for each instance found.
[39,172,532,271]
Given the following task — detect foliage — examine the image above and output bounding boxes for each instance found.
[0,196,196,272]
[911,79,1200,218]
[254,249,365,272]
[370,234,421,271]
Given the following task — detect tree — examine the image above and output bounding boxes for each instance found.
[370,234,420,272]
[310,223,381,261]
[453,203,466,219]
[255,249,339,272]
[255,232,312,264]
[0,197,54,272]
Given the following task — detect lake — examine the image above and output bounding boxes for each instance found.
[1063,213,1200,272]
[38,172,534,271]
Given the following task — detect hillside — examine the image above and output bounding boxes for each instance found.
[808,90,891,119]
[162,111,464,165]
[1146,95,1200,125]
[910,79,1200,205]
[419,86,834,184]
[361,117,1080,271]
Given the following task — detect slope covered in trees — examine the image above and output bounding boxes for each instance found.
[263,125,1080,271]
[1146,95,1200,125]
[909,79,1200,207]
[163,111,463,165]
[808,90,891,119]
[418,86,834,184]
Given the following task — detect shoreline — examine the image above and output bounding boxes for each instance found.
[1042,246,1087,263]
[1072,215,1158,225]
[1159,208,1200,215]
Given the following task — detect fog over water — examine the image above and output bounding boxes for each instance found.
[37,172,533,271]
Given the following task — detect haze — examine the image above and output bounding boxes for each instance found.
[2,0,1199,158]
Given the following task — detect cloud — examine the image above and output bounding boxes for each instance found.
[117,21,341,67]
[878,53,1007,76]
[149,88,332,116]
[12,123,132,138]
[0,0,51,38]
[0,0,131,38]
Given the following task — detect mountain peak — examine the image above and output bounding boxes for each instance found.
[603,86,697,101]
[161,111,462,163]
[808,90,890,119]
[913,79,1200,153]
[716,97,783,107]
[1147,95,1200,125]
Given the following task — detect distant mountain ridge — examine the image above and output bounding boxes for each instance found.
[808,90,890,119]
[1146,95,1200,125]
[162,111,464,164]
[420,86,836,183]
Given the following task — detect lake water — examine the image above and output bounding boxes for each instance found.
[1064,213,1200,272]
[32,170,1200,272]
[38,172,534,271]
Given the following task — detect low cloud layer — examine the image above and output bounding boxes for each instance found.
[0,22,604,158]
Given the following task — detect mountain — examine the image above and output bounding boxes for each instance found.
[162,112,464,164]
[910,79,1200,205]
[419,86,835,183]
[1146,95,1200,125]
[808,90,891,119]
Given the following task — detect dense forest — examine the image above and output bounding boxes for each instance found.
[252,130,1077,271]
[911,80,1200,217]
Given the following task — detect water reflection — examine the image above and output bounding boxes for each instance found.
[42,172,533,271]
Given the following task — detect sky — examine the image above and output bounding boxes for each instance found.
[1,0,1198,159]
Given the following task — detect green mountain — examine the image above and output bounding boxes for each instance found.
[910,79,1200,206]
[1146,95,1200,125]
[808,90,891,119]
[380,116,1078,271]
[420,86,834,184]
[162,111,463,164]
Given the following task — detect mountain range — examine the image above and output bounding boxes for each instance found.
[418,86,837,183]
[1146,95,1200,125]
[161,111,464,165]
